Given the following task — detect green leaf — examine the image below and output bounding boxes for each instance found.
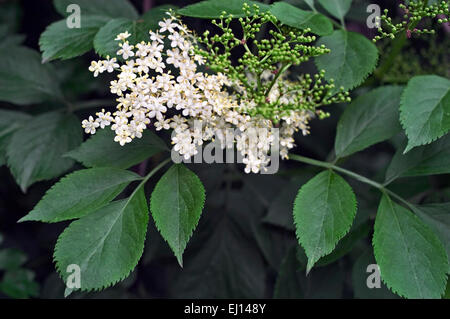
[335,86,403,158]
[0,110,31,164]
[270,2,333,36]
[0,110,31,139]
[315,30,378,91]
[93,5,178,59]
[317,0,352,21]
[141,4,179,20]
[414,203,450,272]
[94,18,155,59]
[385,134,450,184]
[178,0,270,18]
[400,75,450,152]
[352,250,398,299]
[54,188,148,291]
[0,46,63,105]
[315,222,370,267]
[39,16,110,62]
[19,168,141,223]
[373,195,448,299]
[65,128,167,169]
[6,112,82,192]
[150,164,205,266]
[293,170,357,273]
[53,0,138,19]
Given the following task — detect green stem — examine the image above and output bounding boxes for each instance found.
[131,158,172,197]
[265,63,291,96]
[289,154,417,212]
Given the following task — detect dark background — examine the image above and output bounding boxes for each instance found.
[0,0,448,299]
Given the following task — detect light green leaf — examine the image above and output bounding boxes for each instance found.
[318,0,352,21]
[39,15,110,62]
[0,46,63,105]
[335,86,403,158]
[65,128,167,169]
[373,195,448,299]
[385,134,450,184]
[19,168,141,223]
[54,188,148,291]
[178,0,270,18]
[414,203,450,272]
[400,75,450,152]
[270,2,333,36]
[53,0,138,19]
[315,30,378,91]
[293,170,357,273]
[6,112,82,192]
[150,164,205,266]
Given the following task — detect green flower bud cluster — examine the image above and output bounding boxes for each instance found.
[373,0,449,42]
[193,3,349,123]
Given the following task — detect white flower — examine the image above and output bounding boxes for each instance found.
[95,109,113,129]
[154,118,170,131]
[82,116,100,134]
[110,80,127,96]
[149,31,164,44]
[115,31,131,41]
[102,56,119,73]
[114,130,132,146]
[148,101,167,120]
[88,61,105,77]
[158,18,177,33]
[168,32,185,49]
[243,155,262,174]
[117,42,135,59]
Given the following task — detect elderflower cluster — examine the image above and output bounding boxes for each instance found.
[83,9,343,173]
